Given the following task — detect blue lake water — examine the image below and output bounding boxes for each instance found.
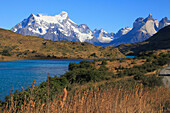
[0,59,94,101]
[126,56,135,58]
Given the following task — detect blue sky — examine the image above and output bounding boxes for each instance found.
[1,0,170,33]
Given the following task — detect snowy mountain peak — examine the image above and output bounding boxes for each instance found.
[28,13,36,18]
[160,17,170,23]
[36,14,42,17]
[31,12,69,24]
[92,28,115,43]
[159,17,170,30]
[100,29,107,33]
[11,11,95,42]
[115,27,132,38]
[59,11,69,19]
[93,28,98,32]
[59,11,68,16]
[11,13,170,46]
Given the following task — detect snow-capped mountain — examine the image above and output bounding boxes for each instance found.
[93,29,115,43]
[11,11,94,42]
[159,17,170,30]
[115,27,132,38]
[105,14,170,46]
[11,12,170,46]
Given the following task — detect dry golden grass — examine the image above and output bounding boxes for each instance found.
[95,59,145,74]
[0,28,125,61]
[2,82,170,113]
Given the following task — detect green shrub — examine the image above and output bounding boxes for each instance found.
[0,49,11,56]
[134,73,145,80]
[98,65,109,71]
[101,60,107,65]
[69,63,80,71]
[90,53,97,57]
[32,50,37,53]
[142,75,162,87]
[63,67,111,84]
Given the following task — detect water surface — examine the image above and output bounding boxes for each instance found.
[126,56,136,58]
[0,59,93,101]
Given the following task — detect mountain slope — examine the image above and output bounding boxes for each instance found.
[11,12,170,47]
[10,12,134,45]
[159,17,170,30]
[114,27,132,38]
[0,28,125,61]
[107,14,159,46]
[11,12,116,44]
[11,12,93,42]
[118,25,170,55]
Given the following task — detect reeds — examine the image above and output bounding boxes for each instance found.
[2,82,170,113]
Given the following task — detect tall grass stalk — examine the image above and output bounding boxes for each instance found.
[2,82,170,113]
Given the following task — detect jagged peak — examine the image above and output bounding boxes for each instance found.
[79,24,88,27]
[28,13,35,18]
[36,14,42,17]
[93,28,99,31]
[144,13,154,22]
[99,29,107,33]
[121,27,132,30]
[147,13,153,19]
[135,17,145,22]
[93,28,106,33]
[25,11,71,24]
[78,24,90,29]
[160,17,170,23]
[59,11,69,18]
[148,13,152,18]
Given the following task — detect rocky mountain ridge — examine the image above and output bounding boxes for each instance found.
[11,12,170,46]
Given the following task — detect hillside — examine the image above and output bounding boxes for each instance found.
[0,28,125,61]
[118,25,170,55]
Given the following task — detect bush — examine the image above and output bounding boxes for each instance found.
[90,53,97,57]
[101,60,107,65]
[69,63,80,71]
[63,67,112,84]
[5,76,68,107]
[134,73,145,80]
[69,61,95,71]
[98,65,109,71]
[142,75,162,87]
[0,49,11,56]
[32,50,37,53]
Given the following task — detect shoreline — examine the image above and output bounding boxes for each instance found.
[0,56,128,62]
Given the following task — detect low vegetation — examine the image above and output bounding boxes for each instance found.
[1,82,170,113]
[0,51,170,112]
[0,28,125,61]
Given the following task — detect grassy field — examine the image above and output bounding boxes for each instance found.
[1,28,170,112]
[1,51,170,113]
[2,83,170,113]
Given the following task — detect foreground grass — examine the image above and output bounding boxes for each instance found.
[1,51,170,113]
[2,82,170,113]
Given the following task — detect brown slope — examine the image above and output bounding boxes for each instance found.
[0,28,125,61]
[118,25,170,55]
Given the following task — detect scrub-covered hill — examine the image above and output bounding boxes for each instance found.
[0,28,125,61]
